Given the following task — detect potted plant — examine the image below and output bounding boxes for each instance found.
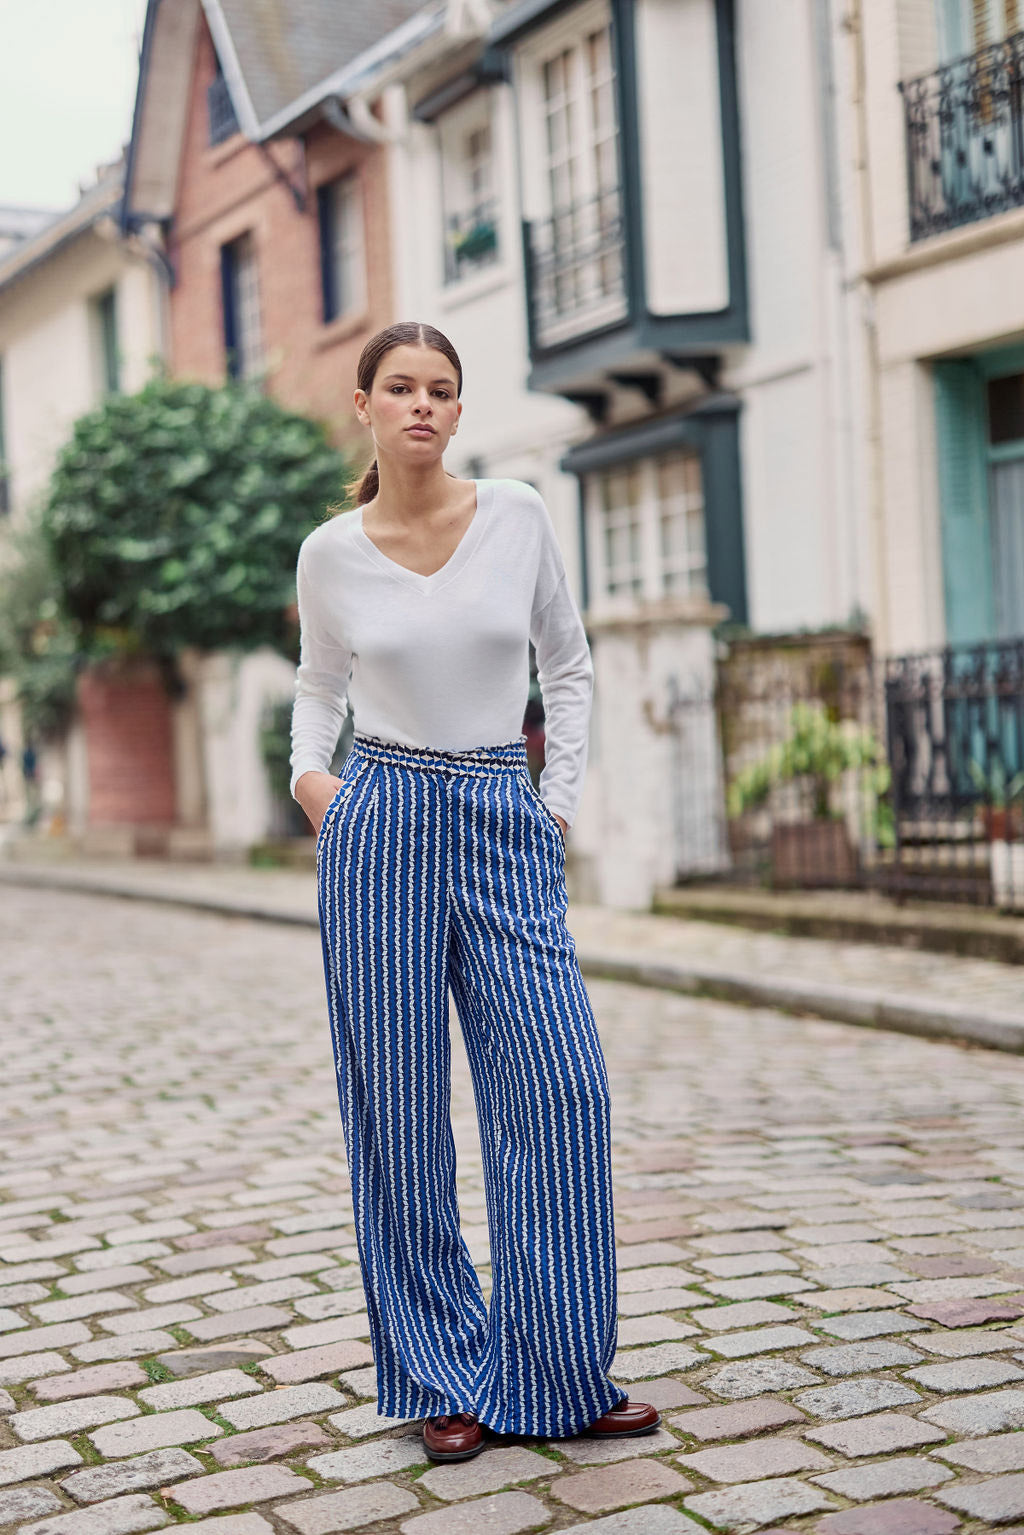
[451,218,497,269]
[968,759,1024,842]
[727,702,890,887]
[969,759,1024,910]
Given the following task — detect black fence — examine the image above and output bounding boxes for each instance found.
[883,640,1024,904]
[900,30,1024,241]
[667,634,1024,909]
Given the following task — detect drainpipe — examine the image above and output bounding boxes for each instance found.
[847,0,892,658]
[128,225,174,365]
[96,210,174,375]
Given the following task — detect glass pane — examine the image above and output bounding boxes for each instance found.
[233,234,263,378]
[656,451,707,596]
[989,373,1024,445]
[598,466,643,595]
[331,177,365,315]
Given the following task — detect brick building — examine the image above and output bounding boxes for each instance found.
[123,0,424,446]
[79,0,426,856]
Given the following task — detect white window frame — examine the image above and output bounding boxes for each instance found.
[585,450,709,614]
[323,173,366,321]
[515,0,626,343]
[438,90,500,285]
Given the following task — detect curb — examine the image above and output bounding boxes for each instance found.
[0,864,317,929]
[582,954,1024,1055]
[5,863,1024,1056]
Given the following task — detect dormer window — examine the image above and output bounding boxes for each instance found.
[208,55,239,147]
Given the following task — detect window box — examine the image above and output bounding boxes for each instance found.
[453,218,497,264]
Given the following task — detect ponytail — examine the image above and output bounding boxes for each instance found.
[355,459,379,505]
[326,457,378,519]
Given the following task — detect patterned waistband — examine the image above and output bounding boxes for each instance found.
[350,731,529,775]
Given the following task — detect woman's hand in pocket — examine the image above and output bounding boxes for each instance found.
[295,770,344,836]
[553,813,567,840]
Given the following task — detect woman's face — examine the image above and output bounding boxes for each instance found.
[355,344,462,466]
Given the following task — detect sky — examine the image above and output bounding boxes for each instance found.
[1,0,149,212]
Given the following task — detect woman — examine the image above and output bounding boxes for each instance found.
[289,320,658,1463]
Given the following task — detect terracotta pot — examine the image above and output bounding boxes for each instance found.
[981,806,1024,843]
[770,820,858,888]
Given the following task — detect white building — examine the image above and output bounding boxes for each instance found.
[308,0,871,906]
[856,0,1024,658]
[0,166,169,826]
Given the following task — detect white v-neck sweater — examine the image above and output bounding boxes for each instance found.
[288,478,594,827]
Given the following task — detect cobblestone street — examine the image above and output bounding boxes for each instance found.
[5,887,1024,1533]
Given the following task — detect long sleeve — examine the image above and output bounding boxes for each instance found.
[288,543,354,800]
[529,496,594,829]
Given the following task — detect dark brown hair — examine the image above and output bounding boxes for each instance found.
[345,321,464,508]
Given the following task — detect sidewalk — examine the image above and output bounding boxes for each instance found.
[6,847,1024,1053]
[654,882,1024,965]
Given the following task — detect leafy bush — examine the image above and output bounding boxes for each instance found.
[727,701,892,844]
[41,374,348,660]
[0,519,85,742]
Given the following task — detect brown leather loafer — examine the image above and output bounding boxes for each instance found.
[422,1411,485,1462]
[583,1397,661,1437]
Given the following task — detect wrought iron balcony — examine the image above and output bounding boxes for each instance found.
[524,188,627,351]
[900,30,1024,241]
[443,200,500,285]
[207,74,240,148]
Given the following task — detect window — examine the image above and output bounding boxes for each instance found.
[317,175,366,323]
[937,0,1020,62]
[220,232,263,380]
[587,451,708,606]
[0,357,9,516]
[657,453,707,596]
[598,465,644,597]
[93,287,119,395]
[439,95,499,284]
[986,370,1024,638]
[208,55,239,146]
[541,24,618,212]
[988,371,1024,445]
[528,14,625,339]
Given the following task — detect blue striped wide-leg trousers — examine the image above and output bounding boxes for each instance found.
[314,730,626,1438]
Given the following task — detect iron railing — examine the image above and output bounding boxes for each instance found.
[900,30,1024,240]
[664,635,1024,908]
[883,639,1024,903]
[525,188,626,349]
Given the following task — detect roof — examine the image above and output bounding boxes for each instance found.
[0,206,62,249]
[0,166,124,296]
[123,0,435,227]
[207,0,434,128]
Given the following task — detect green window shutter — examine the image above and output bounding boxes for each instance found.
[934,358,994,643]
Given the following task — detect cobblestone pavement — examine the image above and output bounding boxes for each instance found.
[5,856,1024,1028]
[5,887,1024,1532]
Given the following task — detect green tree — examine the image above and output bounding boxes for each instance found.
[41,374,348,660]
[0,517,85,742]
